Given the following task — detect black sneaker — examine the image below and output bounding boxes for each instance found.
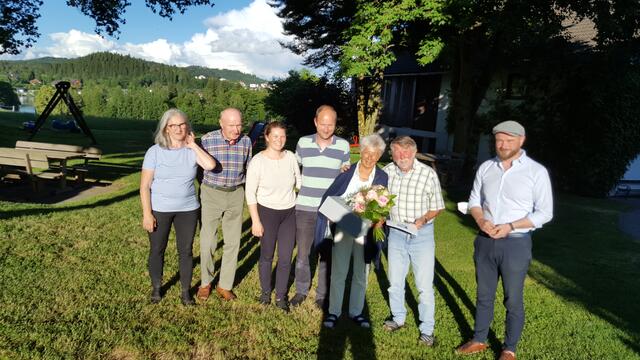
[275,298,290,312]
[290,293,306,307]
[181,291,195,306]
[418,333,435,346]
[150,287,161,304]
[259,292,271,305]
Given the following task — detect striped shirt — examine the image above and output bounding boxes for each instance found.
[295,134,351,212]
[201,129,252,187]
[383,159,445,223]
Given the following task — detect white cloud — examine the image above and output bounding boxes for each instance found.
[47,29,116,57]
[0,0,303,79]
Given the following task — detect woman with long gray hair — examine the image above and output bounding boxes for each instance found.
[140,109,216,305]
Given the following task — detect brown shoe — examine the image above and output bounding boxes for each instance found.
[216,286,237,301]
[455,340,488,355]
[196,284,211,301]
[498,350,516,360]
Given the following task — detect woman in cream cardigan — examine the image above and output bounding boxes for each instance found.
[245,121,301,312]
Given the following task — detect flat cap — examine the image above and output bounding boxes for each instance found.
[492,120,525,137]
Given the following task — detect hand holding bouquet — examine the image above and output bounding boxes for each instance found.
[347,185,396,242]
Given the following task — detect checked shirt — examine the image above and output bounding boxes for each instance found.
[383,159,445,224]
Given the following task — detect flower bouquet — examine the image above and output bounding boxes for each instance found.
[346,185,396,242]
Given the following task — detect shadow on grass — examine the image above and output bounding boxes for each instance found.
[528,196,640,355]
[317,284,376,360]
[434,259,502,352]
[447,185,640,354]
[0,188,139,220]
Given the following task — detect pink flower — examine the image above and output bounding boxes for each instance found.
[366,189,377,201]
[354,202,365,213]
[376,195,389,207]
[354,192,365,204]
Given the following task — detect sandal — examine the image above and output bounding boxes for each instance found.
[350,314,371,328]
[323,314,339,329]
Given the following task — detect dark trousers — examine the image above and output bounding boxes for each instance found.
[148,209,199,292]
[258,204,296,300]
[472,233,532,352]
[294,210,331,300]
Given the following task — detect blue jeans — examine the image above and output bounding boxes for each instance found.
[387,223,436,335]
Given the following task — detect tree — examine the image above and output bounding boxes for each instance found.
[275,0,640,170]
[0,81,20,108]
[34,85,69,116]
[264,69,354,136]
[0,0,215,55]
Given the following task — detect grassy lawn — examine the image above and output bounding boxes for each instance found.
[1,112,639,359]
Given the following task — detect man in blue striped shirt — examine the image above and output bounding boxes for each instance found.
[197,108,252,302]
[457,120,553,360]
[290,105,351,309]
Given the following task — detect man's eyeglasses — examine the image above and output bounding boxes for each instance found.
[167,123,187,130]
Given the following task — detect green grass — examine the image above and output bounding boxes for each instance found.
[1,112,639,359]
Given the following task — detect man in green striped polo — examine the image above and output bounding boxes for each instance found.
[290,105,351,309]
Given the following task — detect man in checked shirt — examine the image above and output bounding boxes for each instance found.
[197,108,252,301]
[382,136,445,347]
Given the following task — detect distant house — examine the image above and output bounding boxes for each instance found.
[238,81,246,88]
[70,79,82,88]
[29,79,42,86]
[194,75,206,80]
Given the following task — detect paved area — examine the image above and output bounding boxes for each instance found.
[0,179,118,205]
[617,198,640,242]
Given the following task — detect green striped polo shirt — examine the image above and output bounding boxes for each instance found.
[295,134,351,212]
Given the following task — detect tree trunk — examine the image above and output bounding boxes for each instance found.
[356,70,384,140]
[448,31,497,176]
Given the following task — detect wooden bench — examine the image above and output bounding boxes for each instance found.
[0,148,64,191]
[15,141,102,182]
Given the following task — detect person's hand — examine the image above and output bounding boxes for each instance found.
[142,214,156,232]
[251,221,264,237]
[185,132,197,149]
[477,218,496,235]
[340,164,351,173]
[414,216,427,229]
[490,224,511,239]
[373,219,385,229]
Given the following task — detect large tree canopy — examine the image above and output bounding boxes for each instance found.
[274,0,640,170]
[0,0,215,55]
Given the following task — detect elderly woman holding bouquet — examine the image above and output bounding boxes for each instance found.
[314,133,388,329]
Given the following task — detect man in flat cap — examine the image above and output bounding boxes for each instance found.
[456,120,553,360]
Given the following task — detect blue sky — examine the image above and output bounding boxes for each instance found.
[2,0,304,79]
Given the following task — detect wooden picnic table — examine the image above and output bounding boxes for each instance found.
[16,148,86,188]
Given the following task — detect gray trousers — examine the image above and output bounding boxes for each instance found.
[294,210,331,300]
[472,233,532,352]
[328,228,369,318]
[199,185,245,290]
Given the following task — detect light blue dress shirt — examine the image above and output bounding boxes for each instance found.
[468,150,553,232]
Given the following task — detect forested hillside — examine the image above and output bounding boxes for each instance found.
[0,52,266,86]
[0,53,269,125]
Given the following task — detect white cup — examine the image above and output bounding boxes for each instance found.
[457,202,469,214]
